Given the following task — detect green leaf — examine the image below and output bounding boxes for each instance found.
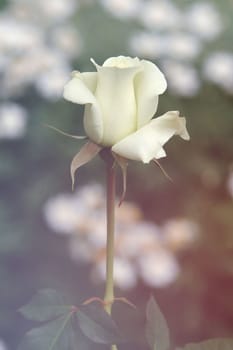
[18,313,75,350]
[76,304,123,345]
[145,296,170,350]
[19,289,71,322]
[179,338,233,350]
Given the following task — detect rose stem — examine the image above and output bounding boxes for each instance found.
[104,157,118,350]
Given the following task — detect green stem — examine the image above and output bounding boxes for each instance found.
[104,159,118,350]
[104,161,116,314]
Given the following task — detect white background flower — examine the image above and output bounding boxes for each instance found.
[203,52,233,93]
[162,60,200,97]
[43,193,86,234]
[129,32,166,59]
[165,33,202,61]
[139,0,182,30]
[0,340,7,350]
[185,2,223,41]
[43,184,198,290]
[93,257,137,290]
[0,103,27,139]
[0,0,82,101]
[127,0,227,97]
[138,250,180,287]
[100,0,142,18]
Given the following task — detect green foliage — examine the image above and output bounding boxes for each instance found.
[19,289,71,322]
[145,296,233,350]
[76,303,123,345]
[18,314,75,350]
[18,289,233,350]
[145,296,170,350]
[18,291,233,350]
[19,289,123,349]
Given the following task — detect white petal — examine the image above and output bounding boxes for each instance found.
[102,56,140,68]
[92,59,142,146]
[112,111,190,163]
[63,73,103,144]
[135,60,167,128]
[79,72,97,93]
[63,73,96,104]
[83,103,103,144]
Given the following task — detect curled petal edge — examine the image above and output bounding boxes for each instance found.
[112,111,190,163]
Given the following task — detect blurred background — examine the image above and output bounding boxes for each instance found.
[0,0,233,349]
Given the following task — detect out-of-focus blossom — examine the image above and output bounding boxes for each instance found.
[100,0,142,19]
[165,33,202,61]
[0,17,43,53]
[139,1,182,30]
[44,184,198,290]
[87,216,107,248]
[203,52,233,94]
[9,0,38,21]
[0,339,7,350]
[162,60,200,97]
[116,222,160,258]
[0,0,81,101]
[127,0,227,96]
[129,32,166,59]
[35,67,70,100]
[75,184,105,209]
[162,218,199,252]
[43,193,86,234]
[2,47,70,96]
[93,257,137,290]
[0,103,27,139]
[138,250,180,287]
[70,238,96,263]
[38,0,78,22]
[10,0,78,23]
[130,32,201,62]
[116,201,142,224]
[51,26,82,58]
[185,2,223,41]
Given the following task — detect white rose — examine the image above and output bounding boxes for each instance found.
[63,56,189,163]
